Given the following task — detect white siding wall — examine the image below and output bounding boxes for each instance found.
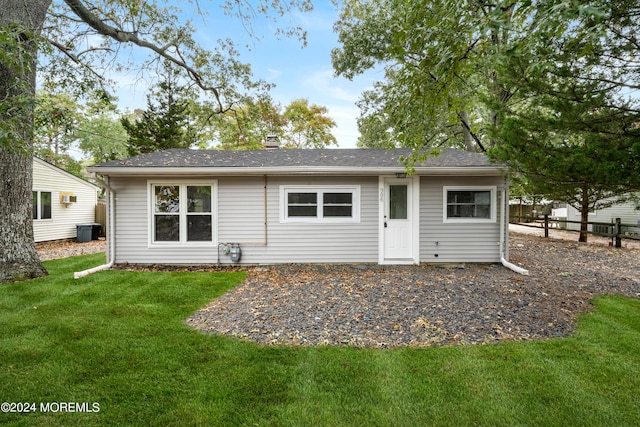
[32,159,98,242]
[566,201,640,232]
[419,176,505,263]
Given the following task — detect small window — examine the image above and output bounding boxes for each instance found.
[323,192,353,217]
[281,186,359,223]
[32,191,52,220]
[288,192,318,217]
[443,187,496,222]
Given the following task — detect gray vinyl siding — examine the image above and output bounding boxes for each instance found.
[111,175,379,265]
[111,173,506,265]
[112,176,220,264]
[220,176,379,264]
[419,176,506,263]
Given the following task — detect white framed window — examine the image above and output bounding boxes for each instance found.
[280,186,360,223]
[33,190,52,220]
[443,186,497,223]
[148,180,217,245]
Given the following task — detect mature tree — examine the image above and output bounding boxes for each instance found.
[76,90,128,163]
[282,98,337,148]
[1,3,50,281]
[0,0,311,282]
[33,91,81,164]
[333,0,512,153]
[79,114,128,162]
[215,96,286,150]
[213,97,337,150]
[333,0,640,242]
[122,61,200,155]
[488,0,640,241]
[496,113,640,241]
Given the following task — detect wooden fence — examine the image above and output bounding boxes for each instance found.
[510,215,640,248]
[95,200,107,238]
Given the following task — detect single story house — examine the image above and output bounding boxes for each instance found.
[33,157,100,242]
[564,199,640,235]
[87,148,518,268]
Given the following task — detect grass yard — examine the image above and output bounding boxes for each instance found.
[1,253,640,426]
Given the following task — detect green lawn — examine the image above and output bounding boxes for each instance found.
[1,253,640,426]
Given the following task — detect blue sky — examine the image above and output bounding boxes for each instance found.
[112,2,380,148]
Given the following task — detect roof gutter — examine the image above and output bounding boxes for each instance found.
[86,166,505,177]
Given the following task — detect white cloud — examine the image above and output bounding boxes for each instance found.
[302,69,365,103]
[324,103,361,148]
[266,68,283,80]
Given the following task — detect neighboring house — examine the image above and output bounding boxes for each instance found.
[564,199,640,235]
[87,148,511,266]
[33,157,100,242]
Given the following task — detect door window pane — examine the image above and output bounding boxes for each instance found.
[389,185,407,220]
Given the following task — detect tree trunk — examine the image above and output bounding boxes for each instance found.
[579,199,589,243]
[0,0,51,282]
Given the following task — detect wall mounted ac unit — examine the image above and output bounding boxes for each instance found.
[60,193,77,204]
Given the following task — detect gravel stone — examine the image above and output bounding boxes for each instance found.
[186,232,640,348]
[36,238,106,261]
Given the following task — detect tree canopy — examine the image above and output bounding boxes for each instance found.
[213,97,337,149]
[0,0,312,282]
[333,0,640,241]
[121,61,202,155]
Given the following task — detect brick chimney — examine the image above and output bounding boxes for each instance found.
[264,135,279,149]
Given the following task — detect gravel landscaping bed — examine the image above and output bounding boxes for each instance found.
[36,238,106,261]
[186,232,640,348]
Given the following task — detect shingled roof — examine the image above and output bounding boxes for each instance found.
[89,148,502,175]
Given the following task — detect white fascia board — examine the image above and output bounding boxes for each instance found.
[87,166,504,176]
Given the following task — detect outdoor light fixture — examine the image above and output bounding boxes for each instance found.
[395,172,407,178]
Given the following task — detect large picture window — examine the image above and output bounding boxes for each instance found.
[443,186,496,223]
[150,182,215,244]
[281,186,360,223]
[32,190,52,220]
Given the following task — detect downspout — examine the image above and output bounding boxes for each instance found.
[74,174,115,279]
[499,187,529,275]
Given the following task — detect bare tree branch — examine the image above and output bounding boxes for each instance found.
[63,0,226,111]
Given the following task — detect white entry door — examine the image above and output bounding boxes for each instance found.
[383,179,414,260]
